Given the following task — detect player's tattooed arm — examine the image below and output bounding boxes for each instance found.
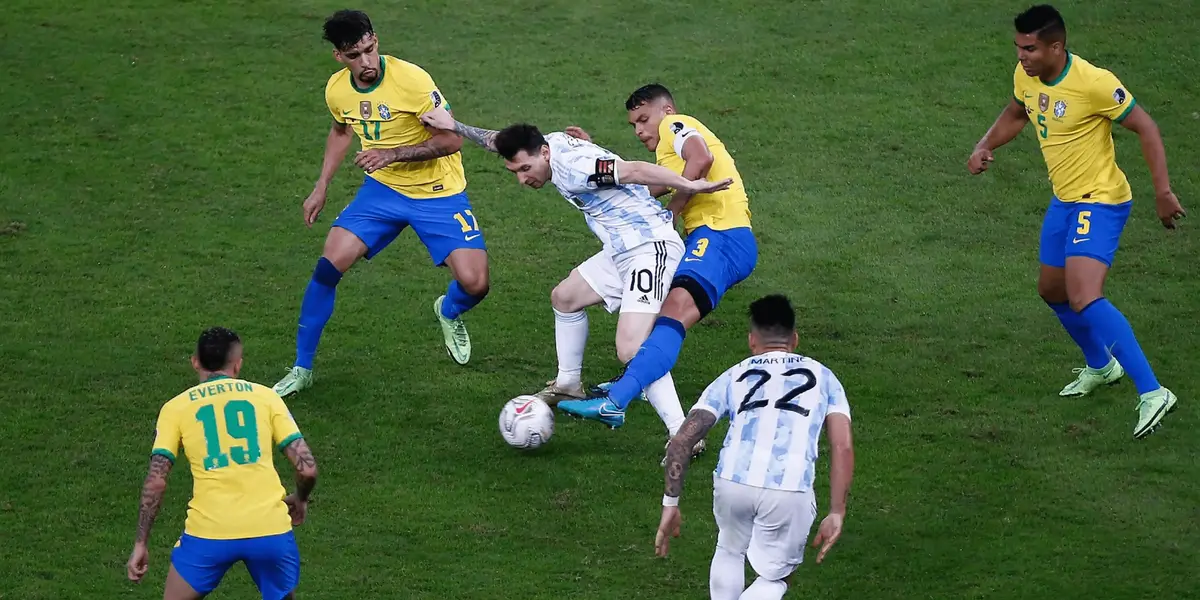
[664,410,718,498]
[284,437,318,501]
[451,121,500,153]
[134,454,173,545]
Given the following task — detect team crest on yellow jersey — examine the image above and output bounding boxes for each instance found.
[1113,87,1127,105]
[1053,100,1067,118]
[378,103,392,120]
[1038,93,1050,113]
[359,101,372,120]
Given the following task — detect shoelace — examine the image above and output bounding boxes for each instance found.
[452,321,469,346]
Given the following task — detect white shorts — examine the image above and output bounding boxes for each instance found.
[577,239,683,314]
[712,476,817,581]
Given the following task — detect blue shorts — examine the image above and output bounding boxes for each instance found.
[171,531,300,600]
[332,176,487,265]
[1038,197,1132,268]
[673,226,758,313]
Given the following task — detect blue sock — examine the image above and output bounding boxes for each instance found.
[1079,298,1161,395]
[608,317,687,409]
[1048,302,1111,369]
[295,257,343,370]
[439,280,487,320]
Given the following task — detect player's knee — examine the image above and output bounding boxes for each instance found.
[1037,278,1067,304]
[550,283,573,312]
[616,336,641,364]
[312,257,344,288]
[1068,293,1102,313]
[457,269,490,297]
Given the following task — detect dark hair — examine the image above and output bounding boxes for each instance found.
[748,295,795,339]
[1014,5,1066,43]
[494,124,547,160]
[625,83,674,111]
[323,10,374,51]
[196,327,241,372]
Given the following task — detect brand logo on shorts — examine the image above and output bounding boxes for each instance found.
[638,294,651,304]
[359,101,372,120]
[1053,100,1068,118]
[1038,93,1050,113]
[378,103,392,120]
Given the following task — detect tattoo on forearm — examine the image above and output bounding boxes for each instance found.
[453,121,499,152]
[664,411,717,498]
[135,454,172,544]
[389,141,448,163]
[285,438,318,501]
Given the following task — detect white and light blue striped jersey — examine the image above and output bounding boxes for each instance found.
[693,351,851,493]
[546,132,677,254]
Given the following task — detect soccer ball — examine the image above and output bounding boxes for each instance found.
[498,395,554,449]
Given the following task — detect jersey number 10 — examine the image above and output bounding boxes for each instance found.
[736,368,816,415]
[196,401,262,471]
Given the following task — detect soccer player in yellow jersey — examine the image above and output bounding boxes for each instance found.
[967,5,1184,439]
[559,85,758,430]
[127,328,318,599]
[275,9,488,395]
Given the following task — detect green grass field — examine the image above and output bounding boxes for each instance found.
[2,1,1197,598]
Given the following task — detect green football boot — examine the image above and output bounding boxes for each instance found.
[273,366,313,397]
[1133,387,1177,439]
[435,295,471,365]
[1059,359,1124,397]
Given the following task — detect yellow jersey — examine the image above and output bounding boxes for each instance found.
[151,375,303,540]
[654,114,752,233]
[1013,53,1137,205]
[325,55,466,199]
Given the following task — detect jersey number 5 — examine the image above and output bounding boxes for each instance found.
[196,401,262,471]
[1037,114,1048,139]
[736,368,816,415]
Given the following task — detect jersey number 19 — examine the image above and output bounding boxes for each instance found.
[196,401,262,471]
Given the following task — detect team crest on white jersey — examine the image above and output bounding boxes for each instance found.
[1053,100,1067,118]
[378,103,392,120]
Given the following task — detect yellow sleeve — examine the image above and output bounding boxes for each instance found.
[1012,63,1026,107]
[1089,70,1136,123]
[407,66,450,115]
[268,392,303,453]
[325,76,347,124]
[151,403,182,464]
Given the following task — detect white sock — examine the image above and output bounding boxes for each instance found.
[739,578,787,600]
[553,309,587,388]
[645,372,686,435]
[709,546,745,600]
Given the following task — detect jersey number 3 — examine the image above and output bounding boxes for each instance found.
[736,368,816,415]
[196,401,262,471]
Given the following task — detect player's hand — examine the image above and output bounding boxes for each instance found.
[302,187,327,228]
[565,126,592,143]
[666,197,687,228]
[1155,189,1186,229]
[355,148,397,174]
[284,494,308,526]
[654,506,682,557]
[811,512,844,564]
[418,106,455,131]
[967,148,994,174]
[681,177,734,196]
[126,543,149,582]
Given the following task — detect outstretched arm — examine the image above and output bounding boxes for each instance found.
[616,160,733,197]
[419,106,498,152]
[967,99,1029,174]
[354,112,464,173]
[1120,106,1186,229]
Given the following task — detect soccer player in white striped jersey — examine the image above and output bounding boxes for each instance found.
[419,107,733,451]
[655,295,855,600]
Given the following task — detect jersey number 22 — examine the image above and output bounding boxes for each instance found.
[736,368,816,416]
